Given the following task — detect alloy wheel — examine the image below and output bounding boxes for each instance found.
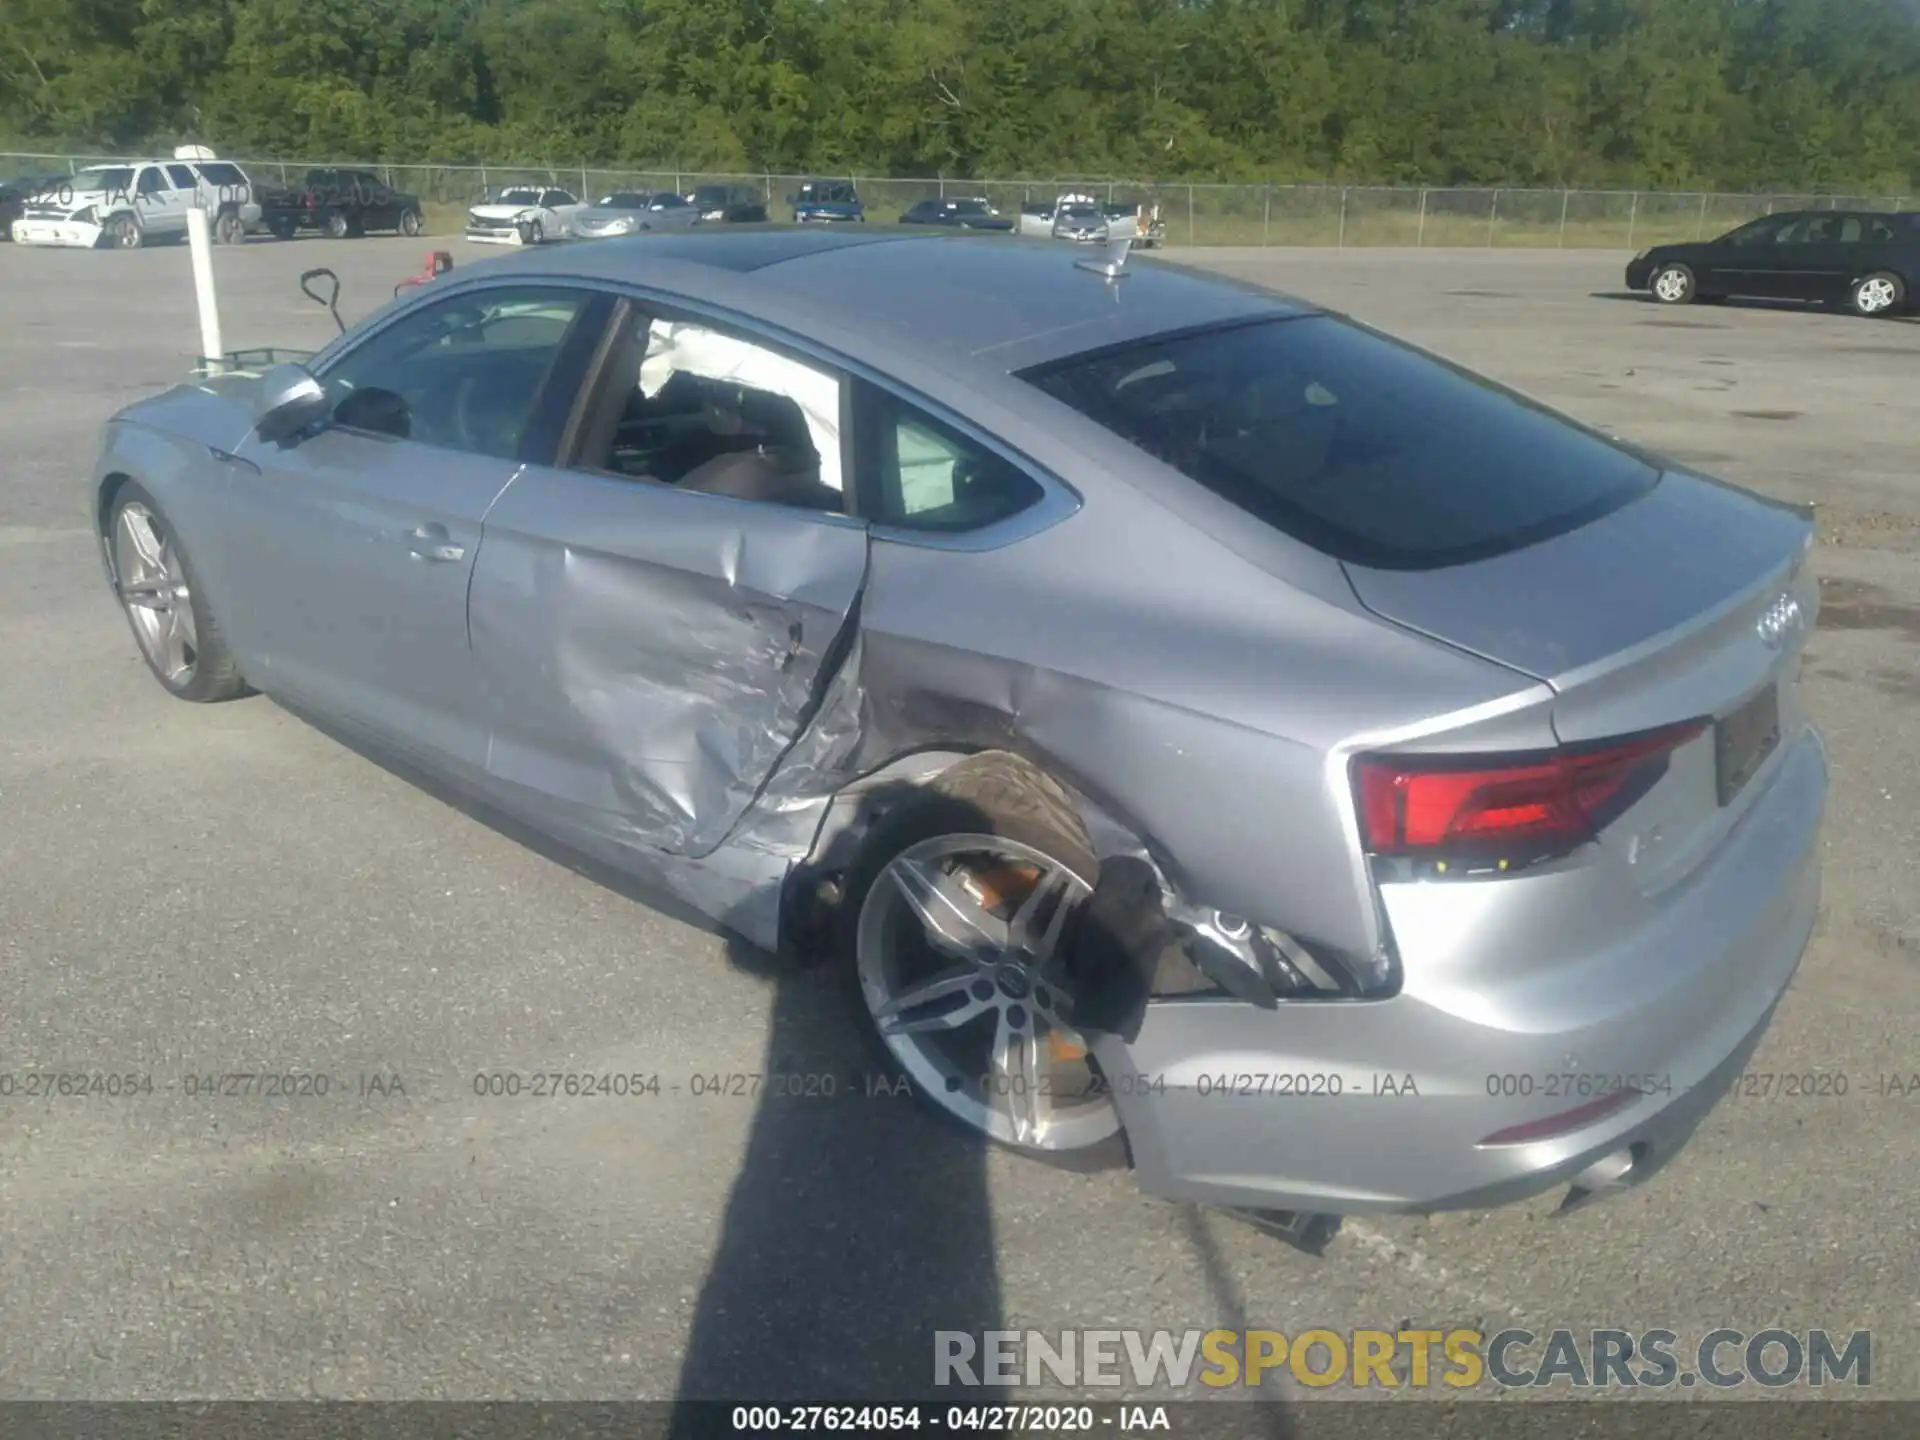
[1855,277,1898,315]
[114,502,197,686]
[1653,267,1691,303]
[855,833,1119,1152]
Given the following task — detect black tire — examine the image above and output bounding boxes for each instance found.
[835,752,1126,1170]
[1649,262,1695,305]
[527,218,544,244]
[399,207,423,237]
[105,213,142,250]
[268,216,297,240]
[324,209,351,240]
[106,483,250,703]
[1849,270,1905,318]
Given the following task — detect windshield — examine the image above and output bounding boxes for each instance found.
[598,193,650,208]
[1061,207,1101,222]
[65,167,133,196]
[1023,315,1659,570]
[497,188,541,205]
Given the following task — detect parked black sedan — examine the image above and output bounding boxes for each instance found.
[686,183,768,224]
[1627,209,1920,317]
[898,197,1015,231]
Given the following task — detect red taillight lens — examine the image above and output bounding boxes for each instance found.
[1354,721,1707,859]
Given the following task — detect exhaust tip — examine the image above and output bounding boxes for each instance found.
[1557,1142,1650,1215]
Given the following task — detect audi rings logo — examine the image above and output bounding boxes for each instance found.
[1757,593,1805,650]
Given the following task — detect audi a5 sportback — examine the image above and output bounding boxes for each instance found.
[88,230,1826,1221]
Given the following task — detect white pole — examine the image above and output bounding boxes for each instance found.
[187,207,224,373]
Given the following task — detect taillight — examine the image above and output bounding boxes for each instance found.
[1353,720,1706,862]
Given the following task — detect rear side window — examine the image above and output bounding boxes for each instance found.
[1022,316,1659,570]
[857,385,1046,533]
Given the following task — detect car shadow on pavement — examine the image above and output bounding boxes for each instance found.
[667,933,1006,1417]
[1589,289,1920,322]
[282,703,1012,1411]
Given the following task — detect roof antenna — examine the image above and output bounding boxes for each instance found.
[1076,232,1133,280]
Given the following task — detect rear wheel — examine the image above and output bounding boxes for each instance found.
[1650,263,1695,304]
[840,755,1123,1160]
[268,215,297,240]
[1850,271,1904,318]
[399,207,423,237]
[108,485,248,703]
[324,209,351,240]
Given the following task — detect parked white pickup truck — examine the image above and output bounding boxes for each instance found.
[10,147,263,249]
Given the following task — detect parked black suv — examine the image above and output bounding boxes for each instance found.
[262,168,425,239]
[1627,209,1920,317]
[686,184,769,223]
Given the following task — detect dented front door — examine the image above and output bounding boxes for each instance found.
[467,467,869,858]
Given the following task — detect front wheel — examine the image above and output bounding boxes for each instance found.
[108,485,248,703]
[840,756,1123,1160]
[1650,263,1695,304]
[105,214,142,250]
[325,209,351,240]
[213,209,246,245]
[1850,271,1905,318]
[399,207,423,237]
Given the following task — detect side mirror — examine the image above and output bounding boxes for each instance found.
[252,362,328,442]
[333,386,411,440]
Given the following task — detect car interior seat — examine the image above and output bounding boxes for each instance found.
[676,388,842,511]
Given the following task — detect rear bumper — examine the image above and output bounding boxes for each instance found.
[1097,725,1827,1215]
[10,218,103,247]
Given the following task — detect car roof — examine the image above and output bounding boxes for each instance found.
[466,229,1312,375]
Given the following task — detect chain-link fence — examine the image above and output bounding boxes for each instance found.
[4,152,1909,248]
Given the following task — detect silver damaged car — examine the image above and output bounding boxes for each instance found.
[89,230,1827,1222]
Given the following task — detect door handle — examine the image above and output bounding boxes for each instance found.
[407,525,466,563]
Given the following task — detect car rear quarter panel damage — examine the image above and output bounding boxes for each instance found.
[705,460,1556,965]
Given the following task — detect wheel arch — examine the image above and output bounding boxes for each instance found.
[94,470,139,588]
[782,743,1172,951]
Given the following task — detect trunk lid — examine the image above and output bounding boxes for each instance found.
[1344,471,1816,891]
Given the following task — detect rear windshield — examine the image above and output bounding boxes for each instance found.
[1022,315,1659,570]
[195,162,245,187]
